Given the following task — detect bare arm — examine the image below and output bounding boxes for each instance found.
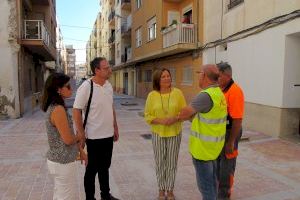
[51,106,79,145]
[113,106,119,141]
[73,108,86,145]
[178,105,197,121]
[225,118,242,154]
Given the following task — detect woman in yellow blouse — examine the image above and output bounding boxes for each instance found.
[145,68,186,200]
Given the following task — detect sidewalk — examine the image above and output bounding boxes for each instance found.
[0,95,300,200]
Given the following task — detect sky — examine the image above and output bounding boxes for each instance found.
[56,0,100,64]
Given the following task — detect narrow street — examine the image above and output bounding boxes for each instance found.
[0,95,300,200]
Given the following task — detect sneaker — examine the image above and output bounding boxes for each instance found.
[101,194,120,200]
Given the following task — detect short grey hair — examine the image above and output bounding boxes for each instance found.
[217,62,232,76]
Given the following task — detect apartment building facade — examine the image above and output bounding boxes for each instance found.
[203,0,300,137]
[86,11,103,76]
[0,0,57,118]
[102,0,203,101]
[65,45,76,77]
[56,22,66,73]
[110,0,134,95]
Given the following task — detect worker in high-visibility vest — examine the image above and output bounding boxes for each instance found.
[178,64,227,200]
[217,62,244,200]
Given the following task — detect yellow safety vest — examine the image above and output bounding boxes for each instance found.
[189,87,227,161]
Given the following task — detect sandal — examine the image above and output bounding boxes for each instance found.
[158,196,166,200]
[158,190,165,200]
[167,191,175,200]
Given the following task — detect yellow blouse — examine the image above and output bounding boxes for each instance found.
[144,88,186,137]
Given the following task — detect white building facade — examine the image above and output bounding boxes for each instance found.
[203,0,300,137]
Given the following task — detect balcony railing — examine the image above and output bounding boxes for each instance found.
[121,0,131,10]
[109,59,115,66]
[121,54,126,63]
[23,20,50,46]
[162,23,196,49]
[121,15,132,36]
[108,35,115,44]
[121,24,129,34]
[228,0,244,10]
[127,47,132,60]
[121,47,132,63]
[108,10,115,22]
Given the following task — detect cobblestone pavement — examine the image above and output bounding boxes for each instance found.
[0,95,300,200]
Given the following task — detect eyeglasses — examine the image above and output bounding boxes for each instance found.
[101,66,111,71]
[196,71,204,75]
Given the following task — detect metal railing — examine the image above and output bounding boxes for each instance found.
[108,10,115,21]
[121,0,130,3]
[109,59,115,66]
[162,23,196,48]
[127,47,132,60]
[228,0,244,10]
[121,54,126,63]
[121,15,132,34]
[108,35,115,43]
[23,20,50,46]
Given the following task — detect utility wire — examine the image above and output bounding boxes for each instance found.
[199,9,300,51]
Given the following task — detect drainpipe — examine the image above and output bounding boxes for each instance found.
[196,0,200,47]
[16,0,22,118]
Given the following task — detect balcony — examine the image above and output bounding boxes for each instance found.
[31,0,50,5]
[108,10,115,26]
[121,47,132,63]
[121,15,132,38]
[228,0,244,10]
[108,35,115,44]
[121,54,126,63]
[109,59,115,66]
[121,24,131,37]
[121,0,131,10]
[163,0,183,2]
[162,23,197,53]
[21,20,56,61]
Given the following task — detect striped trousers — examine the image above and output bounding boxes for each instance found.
[152,133,182,191]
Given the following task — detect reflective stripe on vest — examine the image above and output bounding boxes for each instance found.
[197,113,227,124]
[191,131,225,142]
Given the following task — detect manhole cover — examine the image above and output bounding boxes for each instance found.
[121,101,138,106]
[140,134,152,140]
[127,108,141,111]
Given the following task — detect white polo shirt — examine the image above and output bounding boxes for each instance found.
[73,79,114,139]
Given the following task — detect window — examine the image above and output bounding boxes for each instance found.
[182,67,193,85]
[228,0,244,10]
[138,69,142,82]
[117,43,120,58]
[147,16,157,41]
[135,27,142,47]
[136,0,142,9]
[144,70,152,82]
[168,68,176,84]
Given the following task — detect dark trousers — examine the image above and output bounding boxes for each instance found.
[84,137,114,200]
[217,129,242,199]
[217,152,236,199]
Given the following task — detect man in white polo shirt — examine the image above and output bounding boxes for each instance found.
[73,57,119,200]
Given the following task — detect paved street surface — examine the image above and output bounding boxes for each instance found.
[1,95,300,200]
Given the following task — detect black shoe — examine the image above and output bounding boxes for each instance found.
[101,194,120,200]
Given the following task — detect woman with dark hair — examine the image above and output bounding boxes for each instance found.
[42,73,87,200]
[144,68,186,200]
